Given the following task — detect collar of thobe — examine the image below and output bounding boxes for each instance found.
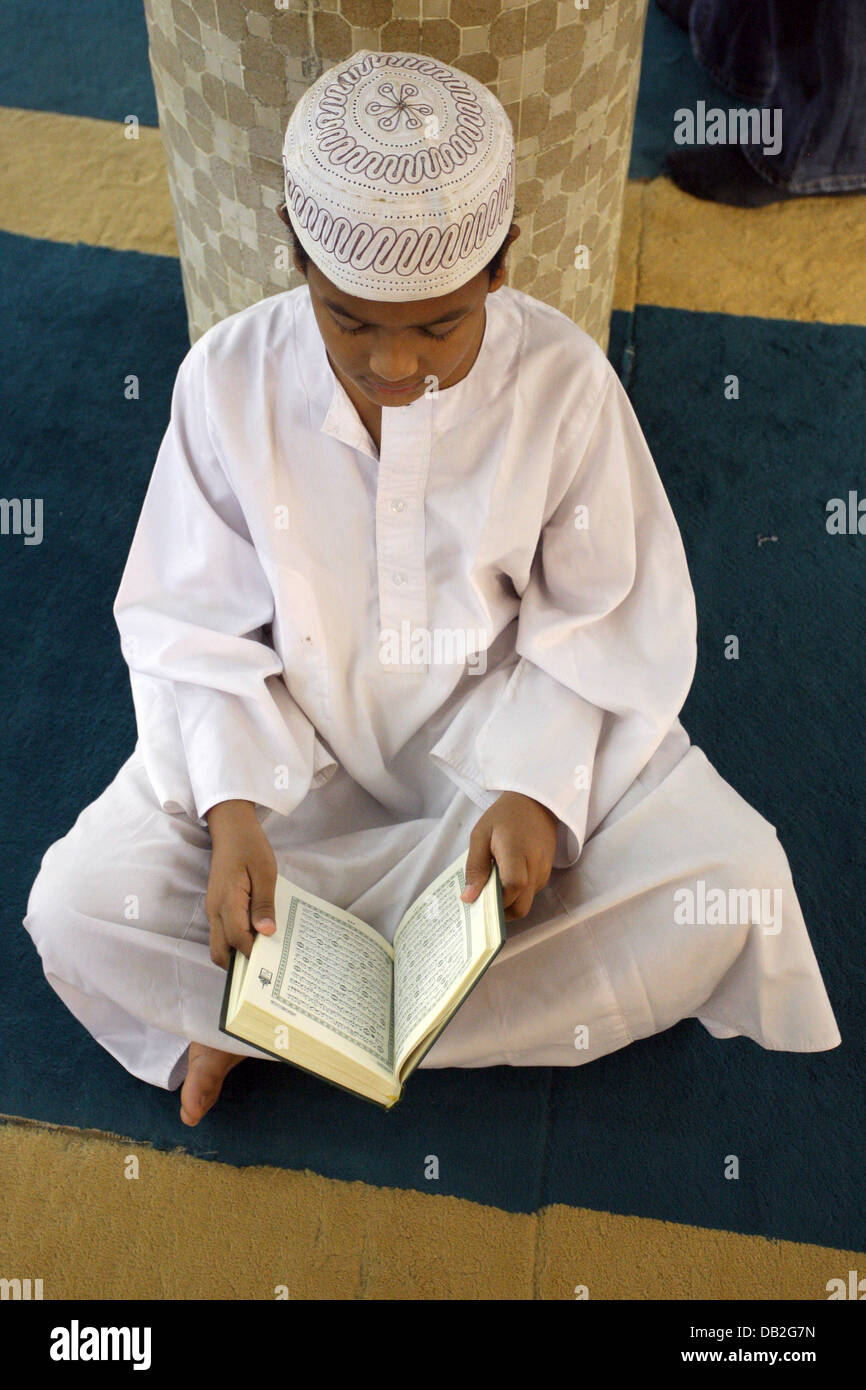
[296,285,522,460]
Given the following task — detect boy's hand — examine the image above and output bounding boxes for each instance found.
[204,799,278,968]
[460,791,558,922]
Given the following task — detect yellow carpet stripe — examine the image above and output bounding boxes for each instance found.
[1,1118,861,1300]
[613,177,866,325]
[2,107,865,327]
[0,107,178,257]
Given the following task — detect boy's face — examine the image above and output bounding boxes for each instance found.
[297,225,519,408]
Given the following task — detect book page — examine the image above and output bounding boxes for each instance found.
[245,882,395,1075]
[393,856,479,1067]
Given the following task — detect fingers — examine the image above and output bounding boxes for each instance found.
[206,835,278,968]
[462,825,536,920]
[248,856,277,936]
[207,912,234,970]
[207,883,256,966]
[495,847,535,922]
[219,880,261,960]
[460,833,492,903]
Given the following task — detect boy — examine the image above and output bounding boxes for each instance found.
[23,50,839,1127]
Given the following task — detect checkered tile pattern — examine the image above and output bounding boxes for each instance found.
[142,0,648,351]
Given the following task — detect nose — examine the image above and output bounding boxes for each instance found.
[368,333,419,384]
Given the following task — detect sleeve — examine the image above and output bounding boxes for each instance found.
[113,340,337,827]
[427,365,698,869]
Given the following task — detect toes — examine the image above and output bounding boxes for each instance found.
[180,1083,217,1124]
[179,1049,243,1125]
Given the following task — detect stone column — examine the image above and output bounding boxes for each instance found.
[142,0,648,352]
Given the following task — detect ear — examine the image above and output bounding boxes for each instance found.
[278,205,308,277]
[488,223,521,293]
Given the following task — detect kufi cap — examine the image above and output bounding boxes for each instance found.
[282,49,515,301]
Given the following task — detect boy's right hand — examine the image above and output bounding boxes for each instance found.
[203,799,278,968]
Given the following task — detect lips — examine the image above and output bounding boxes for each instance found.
[364,378,422,395]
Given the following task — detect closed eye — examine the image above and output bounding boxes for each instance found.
[333,318,462,340]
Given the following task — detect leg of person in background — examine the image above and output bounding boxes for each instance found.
[657,0,866,204]
[655,0,695,34]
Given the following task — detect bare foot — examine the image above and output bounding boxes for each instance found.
[179,1042,245,1126]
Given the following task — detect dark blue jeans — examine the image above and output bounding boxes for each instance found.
[688,0,866,190]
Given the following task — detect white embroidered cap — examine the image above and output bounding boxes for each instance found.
[282,49,515,301]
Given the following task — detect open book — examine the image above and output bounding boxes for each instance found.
[219,849,506,1108]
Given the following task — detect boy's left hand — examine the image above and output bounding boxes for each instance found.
[460,791,558,921]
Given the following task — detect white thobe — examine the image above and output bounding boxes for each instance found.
[22,284,840,1091]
